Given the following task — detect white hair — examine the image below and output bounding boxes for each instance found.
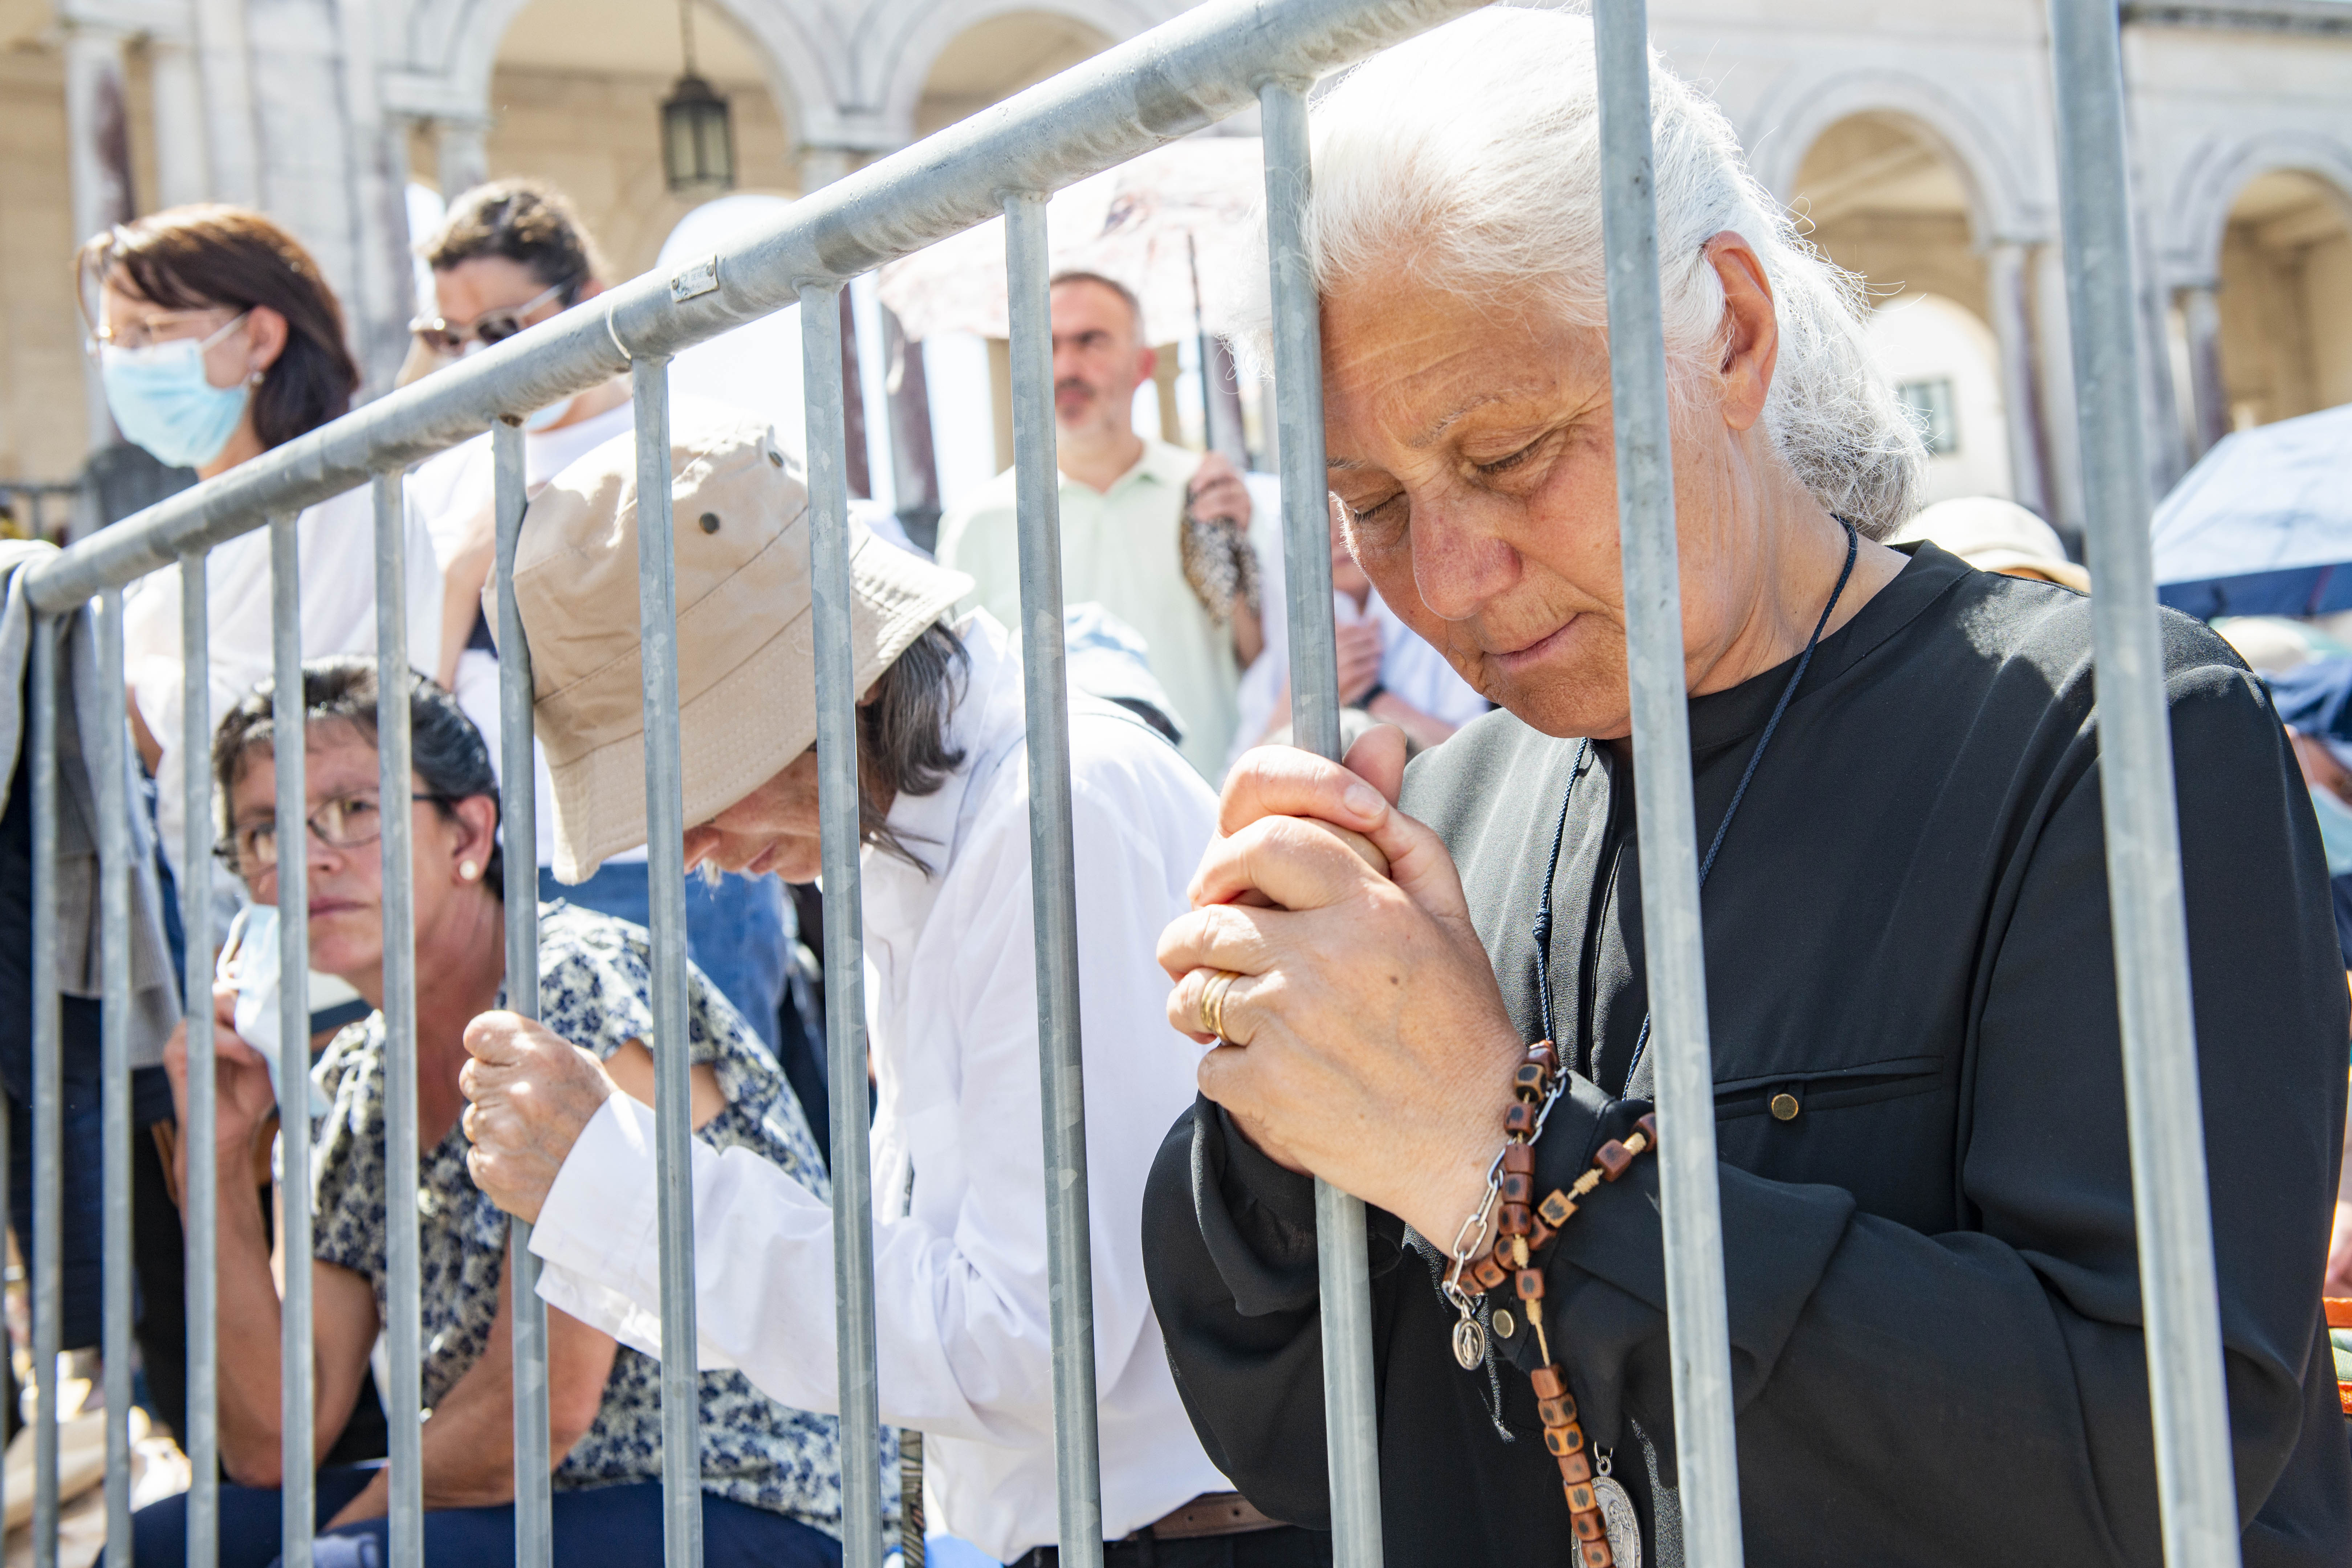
[1242,6,1924,537]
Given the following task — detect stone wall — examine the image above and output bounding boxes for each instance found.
[0,46,86,485]
[479,65,798,281]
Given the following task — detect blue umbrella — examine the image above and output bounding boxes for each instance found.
[2153,403,2352,618]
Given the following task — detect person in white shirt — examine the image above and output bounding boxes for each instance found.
[403,180,794,1064]
[93,208,444,895]
[936,272,1264,783]
[1228,494,1488,772]
[83,202,441,1453]
[455,409,1327,1567]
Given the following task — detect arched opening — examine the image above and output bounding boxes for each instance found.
[2214,169,2352,428]
[1789,110,2048,516]
[1790,111,1987,322]
[477,0,799,279]
[912,10,1113,139]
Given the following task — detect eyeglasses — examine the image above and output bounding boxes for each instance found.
[218,793,453,873]
[408,278,578,358]
[88,309,247,357]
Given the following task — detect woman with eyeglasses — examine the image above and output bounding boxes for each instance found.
[129,656,854,1567]
[76,205,442,1456]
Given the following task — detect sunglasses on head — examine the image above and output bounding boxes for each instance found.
[409,277,579,358]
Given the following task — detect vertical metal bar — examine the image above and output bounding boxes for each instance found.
[373,472,426,1567]
[30,613,62,1568]
[180,549,220,1568]
[2047,5,2239,1564]
[492,418,553,1568]
[270,510,316,1568]
[800,281,885,1568]
[97,588,134,1557]
[1259,81,1384,1568]
[630,356,704,1568]
[1587,4,1744,1561]
[1003,191,1107,1568]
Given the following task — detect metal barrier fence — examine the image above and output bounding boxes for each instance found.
[6,0,2241,1565]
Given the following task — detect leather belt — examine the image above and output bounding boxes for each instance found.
[1013,1492,1286,1564]
[1135,1491,1282,1541]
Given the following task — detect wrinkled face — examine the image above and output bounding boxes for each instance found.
[683,748,824,883]
[1321,272,1757,739]
[1049,279,1149,438]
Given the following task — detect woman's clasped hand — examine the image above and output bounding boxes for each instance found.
[1158,728,1525,1250]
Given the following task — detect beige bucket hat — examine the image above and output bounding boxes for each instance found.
[1893,497,2091,593]
[508,407,972,882]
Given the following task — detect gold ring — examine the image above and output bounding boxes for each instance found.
[1198,969,1242,1040]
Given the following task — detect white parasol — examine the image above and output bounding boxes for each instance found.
[874,136,1266,346]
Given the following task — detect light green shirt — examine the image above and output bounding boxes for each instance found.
[936,439,1238,780]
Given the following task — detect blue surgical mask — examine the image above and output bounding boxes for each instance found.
[100,313,252,470]
[2309,783,2352,877]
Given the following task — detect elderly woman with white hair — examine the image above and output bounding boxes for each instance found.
[1142,11,2350,1567]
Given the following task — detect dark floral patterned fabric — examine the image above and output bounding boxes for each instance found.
[310,901,854,1531]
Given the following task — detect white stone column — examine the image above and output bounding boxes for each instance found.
[148,33,209,209]
[1985,239,2052,522]
[2029,241,2084,539]
[2178,281,2230,461]
[798,144,857,194]
[435,117,491,201]
[190,0,261,207]
[64,21,134,448]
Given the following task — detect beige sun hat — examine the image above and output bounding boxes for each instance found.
[1893,497,2091,593]
[507,407,972,883]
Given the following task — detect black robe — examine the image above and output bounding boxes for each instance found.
[1143,544,2352,1566]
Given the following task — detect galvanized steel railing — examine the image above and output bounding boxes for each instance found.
[7,0,2242,1566]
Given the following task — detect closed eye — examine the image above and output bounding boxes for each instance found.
[1472,431,1558,477]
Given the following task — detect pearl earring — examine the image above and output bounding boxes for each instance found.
[459,859,481,883]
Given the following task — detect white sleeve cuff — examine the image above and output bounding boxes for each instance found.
[529,1093,660,1308]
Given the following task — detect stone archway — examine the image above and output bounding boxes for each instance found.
[1787,109,2050,517]
[2210,170,2352,431]
[866,0,1162,146]
[445,0,815,279]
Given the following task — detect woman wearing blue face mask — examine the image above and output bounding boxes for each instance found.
[74,205,443,1454]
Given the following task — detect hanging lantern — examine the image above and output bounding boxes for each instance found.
[661,73,734,195]
[660,0,733,196]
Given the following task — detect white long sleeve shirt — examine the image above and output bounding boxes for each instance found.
[530,611,1231,1563]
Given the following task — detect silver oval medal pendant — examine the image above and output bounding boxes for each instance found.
[1592,1475,1641,1568]
[1450,1317,1485,1369]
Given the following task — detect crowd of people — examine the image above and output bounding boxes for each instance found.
[0,8,2341,1567]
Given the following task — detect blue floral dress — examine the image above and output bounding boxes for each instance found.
[310,901,862,1532]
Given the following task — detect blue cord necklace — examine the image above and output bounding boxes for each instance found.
[1532,520,1860,1091]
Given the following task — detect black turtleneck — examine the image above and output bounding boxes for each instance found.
[1142,543,2352,1567]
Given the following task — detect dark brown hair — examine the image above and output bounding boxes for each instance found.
[77,206,360,451]
[858,621,969,872]
[422,178,603,297]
